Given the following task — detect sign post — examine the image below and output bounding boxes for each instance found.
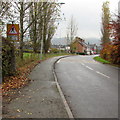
[7,24,19,41]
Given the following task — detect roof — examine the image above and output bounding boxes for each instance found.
[73,37,88,47]
[78,40,87,47]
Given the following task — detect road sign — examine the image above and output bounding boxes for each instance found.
[7,24,19,41]
[8,26,17,34]
[7,24,19,35]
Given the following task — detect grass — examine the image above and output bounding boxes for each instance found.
[42,53,70,59]
[16,53,39,68]
[2,52,71,96]
[93,56,111,64]
[94,56,120,68]
[16,52,71,68]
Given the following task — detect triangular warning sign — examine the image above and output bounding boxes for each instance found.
[9,26,17,34]
[8,25,18,35]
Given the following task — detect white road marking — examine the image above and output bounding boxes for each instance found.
[81,63,93,70]
[57,59,61,63]
[81,63,85,66]
[53,71,74,118]
[81,63,110,78]
[96,71,110,78]
[85,66,94,70]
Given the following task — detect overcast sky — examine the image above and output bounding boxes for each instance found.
[53,0,119,41]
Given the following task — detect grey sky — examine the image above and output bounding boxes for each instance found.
[53,0,119,41]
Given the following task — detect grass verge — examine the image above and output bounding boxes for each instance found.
[16,53,71,68]
[93,56,111,64]
[94,56,120,67]
[2,53,71,96]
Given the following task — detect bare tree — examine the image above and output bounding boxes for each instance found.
[13,1,33,59]
[101,1,111,46]
[42,2,59,54]
[67,16,78,45]
[1,1,62,59]
[29,2,61,54]
[29,2,38,53]
[0,2,12,19]
[0,2,15,37]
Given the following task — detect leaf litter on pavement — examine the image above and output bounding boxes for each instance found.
[2,60,41,97]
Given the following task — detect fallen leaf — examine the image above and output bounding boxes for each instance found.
[27,112,32,115]
[16,109,21,113]
[17,115,21,117]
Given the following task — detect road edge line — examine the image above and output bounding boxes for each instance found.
[53,56,74,118]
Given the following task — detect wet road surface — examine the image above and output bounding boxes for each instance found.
[55,55,118,118]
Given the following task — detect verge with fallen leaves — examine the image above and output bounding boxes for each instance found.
[2,60,41,96]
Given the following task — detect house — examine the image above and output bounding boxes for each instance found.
[71,37,101,55]
[87,44,102,54]
[87,44,97,54]
[71,37,87,54]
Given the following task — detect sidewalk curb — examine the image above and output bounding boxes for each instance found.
[52,55,74,119]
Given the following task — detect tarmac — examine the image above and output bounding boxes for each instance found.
[2,56,70,118]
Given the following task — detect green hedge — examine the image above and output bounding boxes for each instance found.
[2,37,16,78]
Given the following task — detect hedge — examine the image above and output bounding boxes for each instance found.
[2,37,16,79]
[100,41,120,64]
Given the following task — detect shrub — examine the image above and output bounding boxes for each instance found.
[76,52,86,55]
[2,37,16,79]
[100,41,120,64]
[50,48,60,53]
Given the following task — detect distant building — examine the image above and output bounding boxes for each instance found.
[88,44,97,54]
[71,37,87,54]
[71,37,101,55]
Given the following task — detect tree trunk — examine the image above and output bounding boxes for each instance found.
[33,3,37,53]
[20,2,24,60]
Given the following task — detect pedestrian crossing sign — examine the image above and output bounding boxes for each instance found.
[7,24,19,41]
[7,24,19,35]
[9,26,17,34]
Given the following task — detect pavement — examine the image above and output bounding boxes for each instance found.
[55,55,118,118]
[2,56,69,118]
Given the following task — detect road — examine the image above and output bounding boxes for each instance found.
[55,55,118,118]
